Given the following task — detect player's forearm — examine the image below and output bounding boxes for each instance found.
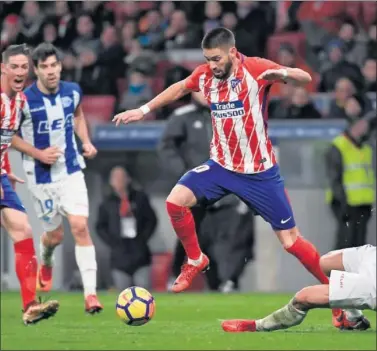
[74,116,91,144]
[11,135,42,160]
[285,68,312,85]
[141,81,189,113]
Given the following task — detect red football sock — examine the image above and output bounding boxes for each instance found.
[14,238,37,310]
[286,236,329,285]
[166,201,202,260]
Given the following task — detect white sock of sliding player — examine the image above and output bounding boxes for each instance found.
[345,309,363,322]
[256,300,307,331]
[75,245,97,297]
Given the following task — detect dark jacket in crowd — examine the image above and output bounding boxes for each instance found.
[158,102,240,209]
[319,60,364,92]
[285,102,322,119]
[158,103,213,182]
[95,185,157,275]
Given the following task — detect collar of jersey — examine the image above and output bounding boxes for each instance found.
[32,81,61,98]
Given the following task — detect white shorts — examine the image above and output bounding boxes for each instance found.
[329,245,376,311]
[29,171,89,232]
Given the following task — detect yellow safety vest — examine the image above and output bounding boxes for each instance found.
[326,135,375,206]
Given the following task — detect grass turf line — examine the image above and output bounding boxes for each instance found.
[1,292,375,350]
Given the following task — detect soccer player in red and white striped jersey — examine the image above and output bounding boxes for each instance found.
[1,44,59,325]
[113,28,347,328]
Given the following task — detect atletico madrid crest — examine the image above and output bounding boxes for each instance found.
[231,78,242,93]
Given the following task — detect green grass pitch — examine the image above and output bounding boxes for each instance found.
[1,291,376,350]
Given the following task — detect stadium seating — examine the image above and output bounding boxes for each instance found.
[267,32,306,63]
[81,95,116,125]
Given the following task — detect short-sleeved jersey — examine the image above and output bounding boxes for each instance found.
[185,53,283,174]
[1,91,27,175]
[20,81,86,185]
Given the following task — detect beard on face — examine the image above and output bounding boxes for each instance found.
[213,57,233,79]
[41,75,59,92]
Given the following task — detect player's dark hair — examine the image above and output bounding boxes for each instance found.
[1,43,30,63]
[201,27,236,50]
[32,42,62,67]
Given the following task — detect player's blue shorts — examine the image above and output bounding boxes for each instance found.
[178,159,295,230]
[0,174,26,213]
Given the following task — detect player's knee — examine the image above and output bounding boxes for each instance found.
[319,255,329,276]
[10,221,33,242]
[166,185,197,208]
[280,231,297,250]
[294,287,310,305]
[46,227,64,245]
[319,253,335,276]
[70,218,89,240]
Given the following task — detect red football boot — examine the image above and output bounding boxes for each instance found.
[85,295,103,314]
[37,265,53,292]
[171,254,209,293]
[222,319,257,333]
[332,308,345,329]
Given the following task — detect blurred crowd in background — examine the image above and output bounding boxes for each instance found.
[1,1,376,293]
[1,1,376,122]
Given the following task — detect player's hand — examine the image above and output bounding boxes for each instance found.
[0,184,3,199]
[112,109,144,127]
[82,142,97,159]
[7,173,25,190]
[37,146,63,165]
[257,69,288,82]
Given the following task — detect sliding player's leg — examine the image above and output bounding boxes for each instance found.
[320,247,374,330]
[222,276,371,333]
[221,285,328,333]
[166,160,228,293]
[222,247,374,333]
[229,165,343,325]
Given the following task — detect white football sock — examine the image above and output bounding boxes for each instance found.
[40,237,56,267]
[256,300,307,331]
[345,309,363,322]
[75,245,97,297]
[188,253,203,266]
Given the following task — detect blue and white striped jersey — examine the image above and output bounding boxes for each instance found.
[20,81,86,185]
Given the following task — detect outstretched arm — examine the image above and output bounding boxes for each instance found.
[251,57,312,86]
[113,80,191,126]
[142,80,191,114]
[258,67,312,86]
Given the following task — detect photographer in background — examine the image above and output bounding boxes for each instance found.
[96,166,157,290]
[325,111,376,249]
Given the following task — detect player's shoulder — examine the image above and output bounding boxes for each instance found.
[59,81,82,94]
[191,63,210,77]
[173,103,198,116]
[243,56,281,80]
[23,82,37,98]
[244,56,274,68]
[18,91,27,101]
